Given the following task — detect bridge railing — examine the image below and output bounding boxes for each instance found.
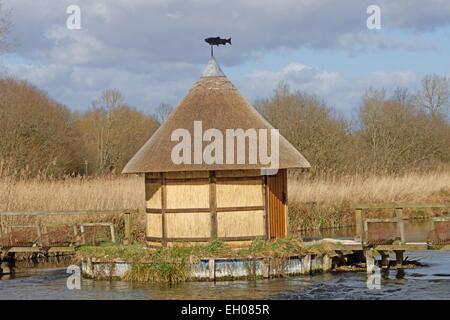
[354,203,450,245]
[0,209,138,248]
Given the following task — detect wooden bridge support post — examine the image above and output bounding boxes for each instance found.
[0,261,12,275]
[395,250,404,268]
[380,251,390,269]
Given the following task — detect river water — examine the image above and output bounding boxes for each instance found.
[1,251,449,300]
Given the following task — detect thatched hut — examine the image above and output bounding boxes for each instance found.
[123,57,310,247]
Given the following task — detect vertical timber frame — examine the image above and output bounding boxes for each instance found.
[262,175,269,239]
[210,171,218,239]
[161,172,167,247]
[284,169,288,236]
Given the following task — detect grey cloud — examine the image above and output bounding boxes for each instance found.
[6,0,447,68]
[3,0,449,112]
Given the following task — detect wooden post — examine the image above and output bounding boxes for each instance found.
[209,171,217,239]
[395,208,405,244]
[262,175,269,240]
[302,254,312,275]
[283,169,288,237]
[42,225,48,247]
[161,173,167,247]
[35,223,42,246]
[123,211,132,245]
[322,254,332,272]
[262,259,270,278]
[355,209,363,242]
[395,250,404,268]
[7,225,12,246]
[429,217,436,244]
[380,251,389,269]
[73,225,79,245]
[80,224,86,245]
[109,224,116,243]
[208,258,215,281]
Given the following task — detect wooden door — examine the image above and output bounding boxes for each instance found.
[267,169,288,238]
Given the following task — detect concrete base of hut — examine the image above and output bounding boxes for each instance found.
[80,254,332,281]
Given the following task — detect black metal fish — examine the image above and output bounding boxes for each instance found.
[204,37,232,46]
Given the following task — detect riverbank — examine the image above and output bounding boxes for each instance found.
[76,239,339,284]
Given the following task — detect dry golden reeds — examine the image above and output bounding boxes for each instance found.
[1,170,449,233]
[288,170,450,231]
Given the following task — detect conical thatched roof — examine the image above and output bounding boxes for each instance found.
[122,57,310,173]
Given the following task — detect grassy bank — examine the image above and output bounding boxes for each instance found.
[77,238,327,284]
[1,171,449,233]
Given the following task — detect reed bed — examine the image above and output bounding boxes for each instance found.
[1,171,449,233]
[290,171,450,205]
[289,170,450,231]
[0,175,144,212]
[0,174,145,243]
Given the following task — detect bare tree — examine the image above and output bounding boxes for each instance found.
[90,89,124,172]
[153,102,173,124]
[77,89,159,173]
[392,87,411,106]
[257,88,353,176]
[416,74,450,116]
[0,0,12,54]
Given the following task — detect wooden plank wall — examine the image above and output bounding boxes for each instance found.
[267,169,287,238]
[145,170,266,245]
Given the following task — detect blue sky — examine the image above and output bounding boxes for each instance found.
[1,0,450,115]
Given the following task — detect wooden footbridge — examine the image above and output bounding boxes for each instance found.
[0,209,136,260]
[316,203,450,272]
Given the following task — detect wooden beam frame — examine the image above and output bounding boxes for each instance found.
[146,206,265,214]
[145,235,265,242]
[0,209,138,217]
[79,222,115,244]
[210,171,218,239]
[160,172,167,247]
[356,204,450,245]
[145,175,264,184]
[263,175,269,240]
[145,171,268,245]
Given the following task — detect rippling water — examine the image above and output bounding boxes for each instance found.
[1,251,449,300]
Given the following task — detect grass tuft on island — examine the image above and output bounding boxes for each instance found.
[76,237,331,284]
